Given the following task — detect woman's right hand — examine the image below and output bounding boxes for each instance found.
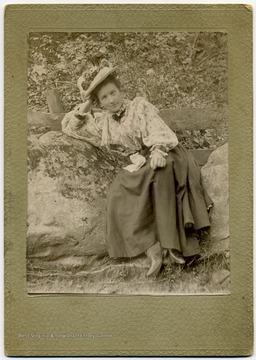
[80,90,89,102]
[78,95,93,113]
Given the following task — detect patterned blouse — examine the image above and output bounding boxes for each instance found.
[62,97,178,153]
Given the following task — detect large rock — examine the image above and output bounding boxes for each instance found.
[27,131,126,269]
[201,143,229,250]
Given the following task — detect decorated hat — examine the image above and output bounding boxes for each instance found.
[82,67,117,99]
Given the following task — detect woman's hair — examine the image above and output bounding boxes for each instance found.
[91,74,121,108]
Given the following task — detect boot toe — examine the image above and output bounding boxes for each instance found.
[169,249,185,264]
[146,260,162,278]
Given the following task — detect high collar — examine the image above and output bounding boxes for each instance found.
[111,99,130,122]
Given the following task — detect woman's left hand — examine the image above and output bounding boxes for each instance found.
[150,151,167,170]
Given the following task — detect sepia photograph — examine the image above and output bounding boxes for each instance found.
[5,4,253,357]
[26,31,229,295]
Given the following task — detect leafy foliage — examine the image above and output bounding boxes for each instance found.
[28,32,227,112]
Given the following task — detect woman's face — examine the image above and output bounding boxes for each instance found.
[97,82,123,113]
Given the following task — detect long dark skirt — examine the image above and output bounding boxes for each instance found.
[106,144,212,258]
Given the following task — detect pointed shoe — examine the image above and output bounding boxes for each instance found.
[146,242,162,277]
[146,259,162,278]
[169,249,185,264]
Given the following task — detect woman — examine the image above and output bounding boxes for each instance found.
[62,67,212,277]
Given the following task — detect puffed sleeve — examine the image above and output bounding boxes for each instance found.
[61,104,103,147]
[134,97,178,151]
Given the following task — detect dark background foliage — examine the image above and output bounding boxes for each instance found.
[28,32,228,149]
[28,32,227,110]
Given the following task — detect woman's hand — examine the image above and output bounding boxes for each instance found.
[80,90,91,102]
[78,96,93,113]
[150,151,167,170]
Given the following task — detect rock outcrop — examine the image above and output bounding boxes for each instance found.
[201,143,229,250]
[27,130,126,269]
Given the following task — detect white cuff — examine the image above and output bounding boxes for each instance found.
[149,148,168,159]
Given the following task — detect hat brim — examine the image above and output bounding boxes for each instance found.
[83,67,117,99]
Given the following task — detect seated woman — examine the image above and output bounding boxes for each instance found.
[62,66,212,277]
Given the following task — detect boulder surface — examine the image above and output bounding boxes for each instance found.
[201,143,229,250]
[27,130,126,268]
